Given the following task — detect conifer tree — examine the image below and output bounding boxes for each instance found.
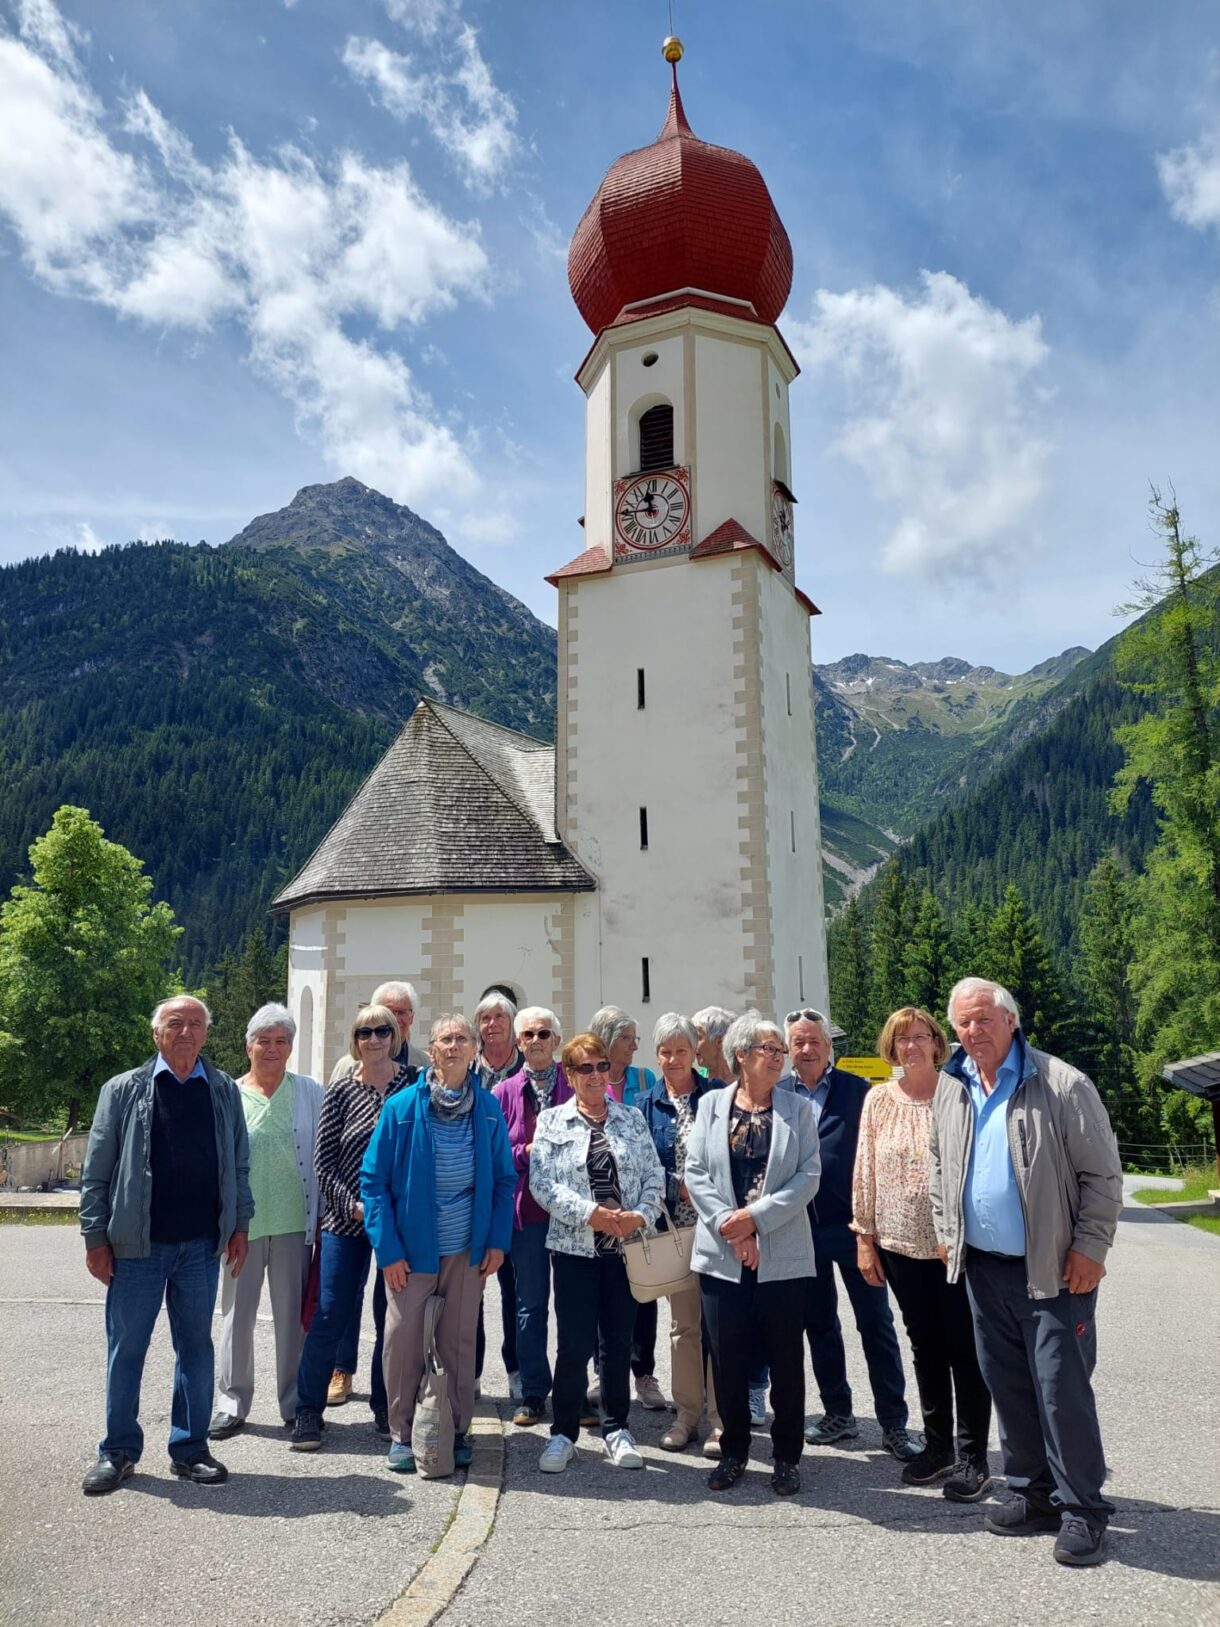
[828,896,873,1055]
[987,884,1071,1051]
[1076,855,1151,1141]
[202,928,287,1076]
[868,865,910,1033]
[902,889,951,1017]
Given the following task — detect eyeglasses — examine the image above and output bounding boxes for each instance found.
[355,1024,394,1041]
[570,1060,611,1076]
[750,1044,787,1059]
[786,1009,826,1027]
[521,1028,553,1040]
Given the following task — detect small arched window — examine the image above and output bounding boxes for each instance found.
[773,421,789,486]
[639,404,674,472]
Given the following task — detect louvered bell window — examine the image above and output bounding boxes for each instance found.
[639,404,674,472]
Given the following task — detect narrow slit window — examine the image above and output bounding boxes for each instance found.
[638,404,674,472]
[786,672,792,716]
[641,957,651,1003]
[637,667,646,709]
[639,807,649,850]
[790,810,796,852]
[798,954,805,1001]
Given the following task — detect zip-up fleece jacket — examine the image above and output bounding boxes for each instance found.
[80,1056,254,1258]
[927,1037,1122,1300]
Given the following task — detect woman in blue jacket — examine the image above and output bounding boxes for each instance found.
[362,1014,516,1474]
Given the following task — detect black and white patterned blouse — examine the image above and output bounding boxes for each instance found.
[669,1090,698,1228]
[584,1116,624,1256]
[728,1102,773,1210]
[316,1064,412,1237]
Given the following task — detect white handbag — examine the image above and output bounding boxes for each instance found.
[622,1210,697,1303]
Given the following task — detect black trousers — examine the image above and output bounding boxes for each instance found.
[631,1298,657,1378]
[880,1248,992,1463]
[550,1250,635,1442]
[965,1248,1113,1526]
[474,1256,518,1379]
[700,1267,804,1466]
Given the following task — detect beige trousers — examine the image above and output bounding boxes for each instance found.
[383,1251,484,1443]
[669,1283,722,1432]
[216,1231,310,1423]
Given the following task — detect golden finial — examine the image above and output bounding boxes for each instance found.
[662,35,684,64]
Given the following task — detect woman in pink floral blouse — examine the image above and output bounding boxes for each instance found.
[852,1006,993,1504]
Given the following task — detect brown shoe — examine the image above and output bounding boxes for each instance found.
[660,1422,695,1452]
[326,1370,353,1407]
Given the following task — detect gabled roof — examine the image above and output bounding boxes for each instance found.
[272,700,594,913]
[691,518,821,616]
[1162,1051,1220,1102]
[546,544,612,585]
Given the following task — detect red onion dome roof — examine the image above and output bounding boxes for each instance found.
[568,76,793,337]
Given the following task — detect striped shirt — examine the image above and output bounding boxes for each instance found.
[432,1108,476,1256]
[316,1065,412,1237]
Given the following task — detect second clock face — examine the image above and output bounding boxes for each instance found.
[771,486,794,568]
[614,472,690,552]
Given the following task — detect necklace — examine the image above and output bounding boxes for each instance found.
[735,1088,772,1114]
[578,1102,609,1124]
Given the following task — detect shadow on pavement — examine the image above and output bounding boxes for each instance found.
[1106,1499,1220,1584]
[126,1470,411,1518]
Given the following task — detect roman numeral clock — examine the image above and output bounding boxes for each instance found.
[613,469,692,560]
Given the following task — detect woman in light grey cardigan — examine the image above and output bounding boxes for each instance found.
[684,1011,820,1498]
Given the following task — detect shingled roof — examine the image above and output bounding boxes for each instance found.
[272,700,595,912]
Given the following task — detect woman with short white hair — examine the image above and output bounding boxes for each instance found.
[210,1004,323,1441]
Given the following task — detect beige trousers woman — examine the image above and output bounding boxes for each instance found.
[668,1283,722,1432]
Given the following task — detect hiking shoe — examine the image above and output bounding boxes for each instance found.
[1054,1515,1106,1567]
[326,1370,352,1407]
[290,1409,324,1451]
[605,1427,644,1469]
[207,1411,245,1442]
[635,1374,670,1411]
[82,1453,134,1496]
[513,1400,546,1427]
[804,1413,858,1446]
[539,1434,575,1474]
[984,1495,1061,1536]
[772,1460,801,1497]
[702,1429,723,1460]
[748,1385,768,1427]
[881,1425,922,1463]
[900,1446,957,1486]
[943,1460,994,1503]
[507,1370,524,1404]
[708,1456,747,1491]
[387,1442,416,1474]
[372,1412,391,1440]
[453,1432,474,1469]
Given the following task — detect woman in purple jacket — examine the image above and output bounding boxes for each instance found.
[493,1006,572,1427]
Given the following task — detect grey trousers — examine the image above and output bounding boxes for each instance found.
[384,1251,484,1444]
[216,1231,310,1423]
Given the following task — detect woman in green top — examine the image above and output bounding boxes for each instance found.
[210,1004,323,1438]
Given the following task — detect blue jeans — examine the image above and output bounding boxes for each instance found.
[511,1221,553,1402]
[333,1240,386,1406]
[102,1238,220,1464]
[296,1231,386,1417]
[803,1222,908,1428]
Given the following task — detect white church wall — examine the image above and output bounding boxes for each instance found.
[693,333,766,541]
[286,907,325,1078]
[583,365,612,552]
[612,333,685,477]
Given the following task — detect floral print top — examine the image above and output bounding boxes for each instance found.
[850,1079,940,1259]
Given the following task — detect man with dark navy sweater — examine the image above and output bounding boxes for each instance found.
[778,1010,918,1461]
[79,996,253,1495]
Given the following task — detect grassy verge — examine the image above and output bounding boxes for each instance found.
[0,1209,80,1225]
[1131,1165,1217,1205]
[1186,1215,1220,1236]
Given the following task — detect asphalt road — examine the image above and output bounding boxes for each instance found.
[1,1185,1217,1627]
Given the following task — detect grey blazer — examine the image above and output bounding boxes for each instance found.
[684,1085,821,1283]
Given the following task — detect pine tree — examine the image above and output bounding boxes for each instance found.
[829,896,873,1055]
[202,929,287,1076]
[902,889,951,1016]
[987,884,1072,1052]
[1076,855,1151,1143]
[868,865,910,1034]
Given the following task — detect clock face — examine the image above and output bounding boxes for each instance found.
[771,486,794,569]
[614,471,691,554]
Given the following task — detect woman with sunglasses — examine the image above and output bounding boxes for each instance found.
[363,1014,516,1474]
[290,1005,414,1450]
[684,1012,821,1497]
[490,1009,571,1428]
[529,1032,664,1475]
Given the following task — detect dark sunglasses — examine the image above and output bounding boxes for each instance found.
[785,1009,827,1027]
[355,1024,394,1041]
[521,1027,554,1040]
[570,1060,611,1076]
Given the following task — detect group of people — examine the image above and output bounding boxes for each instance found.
[78,973,1123,1567]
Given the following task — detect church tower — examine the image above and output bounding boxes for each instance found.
[553,40,829,1025]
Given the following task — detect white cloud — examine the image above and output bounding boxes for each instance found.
[790,271,1050,574]
[0,1,493,511]
[1159,123,1220,232]
[382,0,453,39]
[343,18,520,191]
[73,521,105,552]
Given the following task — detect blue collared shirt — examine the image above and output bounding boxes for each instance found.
[786,1068,831,1125]
[152,1054,208,1084]
[961,1039,1027,1256]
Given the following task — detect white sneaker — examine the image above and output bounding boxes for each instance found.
[539,1434,575,1474]
[507,1370,523,1404]
[605,1428,644,1469]
[748,1386,768,1427]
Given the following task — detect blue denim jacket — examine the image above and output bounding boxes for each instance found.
[635,1075,725,1210]
[81,1057,254,1258]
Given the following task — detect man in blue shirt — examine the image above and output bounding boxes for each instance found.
[779,1011,918,1463]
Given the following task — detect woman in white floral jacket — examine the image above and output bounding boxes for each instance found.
[529,1031,664,1476]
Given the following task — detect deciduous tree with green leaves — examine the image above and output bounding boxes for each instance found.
[0,806,181,1131]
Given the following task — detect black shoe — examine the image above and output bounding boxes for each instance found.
[900,1445,957,1486]
[943,1460,994,1503]
[372,1411,391,1440]
[453,1431,473,1469]
[291,1409,324,1451]
[1054,1515,1106,1567]
[208,1411,245,1442]
[579,1398,600,1428]
[880,1425,922,1463]
[169,1451,229,1485]
[707,1456,747,1492]
[984,1495,1061,1536]
[82,1453,135,1496]
[771,1460,801,1497]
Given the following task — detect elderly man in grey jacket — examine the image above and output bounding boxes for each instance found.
[928,977,1122,1567]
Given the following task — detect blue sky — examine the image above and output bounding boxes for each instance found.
[2,0,1219,670]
